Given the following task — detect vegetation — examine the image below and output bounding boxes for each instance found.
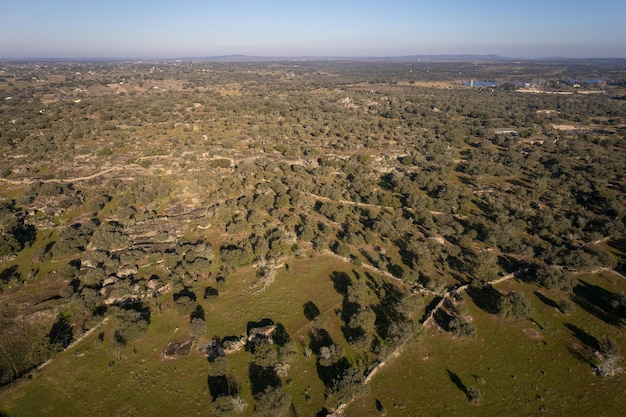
[0,58,625,416]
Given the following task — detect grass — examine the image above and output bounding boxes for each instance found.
[0,254,367,416]
[346,272,626,417]
[1,255,625,417]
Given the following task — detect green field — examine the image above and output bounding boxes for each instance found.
[347,273,626,417]
[1,264,625,417]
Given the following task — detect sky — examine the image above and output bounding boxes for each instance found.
[1,0,626,59]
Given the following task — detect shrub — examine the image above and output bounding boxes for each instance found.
[498,291,533,320]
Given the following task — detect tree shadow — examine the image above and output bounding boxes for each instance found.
[173,286,196,303]
[396,242,417,269]
[16,223,37,249]
[566,344,595,367]
[573,280,624,327]
[446,369,469,399]
[0,265,20,284]
[273,322,290,347]
[48,313,73,349]
[248,363,281,396]
[375,399,386,413]
[316,408,332,417]
[246,318,274,335]
[316,357,350,388]
[372,303,395,340]
[564,322,599,351]
[534,291,559,310]
[330,271,352,296]
[378,280,403,307]
[308,328,334,354]
[207,375,230,400]
[386,262,404,279]
[303,301,321,321]
[466,284,501,315]
[191,304,205,321]
[341,324,366,344]
[434,308,454,331]
[359,248,380,269]
[203,286,219,299]
[340,298,360,325]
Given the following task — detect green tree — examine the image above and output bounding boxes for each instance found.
[254,386,291,417]
[535,265,574,292]
[331,367,369,404]
[498,291,532,320]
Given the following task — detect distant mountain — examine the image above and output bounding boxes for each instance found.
[176,54,512,63]
[3,54,625,64]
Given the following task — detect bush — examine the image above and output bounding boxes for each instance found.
[535,265,574,292]
[558,298,575,314]
[219,244,254,267]
[190,317,206,338]
[449,317,477,338]
[467,386,483,404]
[254,386,291,417]
[331,367,369,404]
[498,291,532,320]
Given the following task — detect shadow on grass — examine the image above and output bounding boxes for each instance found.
[434,308,454,331]
[273,322,291,347]
[207,375,230,400]
[446,369,469,399]
[246,318,274,335]
[191,304,205,321]
[534,291,559,310]
[303,301,321,321]
[564,322,599,351]
[316,408,332,417]
[316,357,350,389]
[249,363,281,396]
[0,265,19,284]
[573,280,624,327]
[330,271,352,296]
[466,284,501,315]
[308,328,334,354]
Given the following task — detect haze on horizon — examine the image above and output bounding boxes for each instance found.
[2,0,626,60]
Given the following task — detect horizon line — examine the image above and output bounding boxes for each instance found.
[2,54,626,63]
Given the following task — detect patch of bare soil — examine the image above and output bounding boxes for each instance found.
[522,328,542,340]
[161,337,194,360]
[551,124,587,131]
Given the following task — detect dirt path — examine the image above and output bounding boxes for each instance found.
[308,192,397,212]
[0,166,141,185]
[307,191,445,217]
[321,250,400,282]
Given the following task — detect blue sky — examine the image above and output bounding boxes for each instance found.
[2,0,625,59]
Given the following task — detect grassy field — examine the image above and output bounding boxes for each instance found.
[1,259,624,417]
[346,272,626,417]
[0,255,363,416]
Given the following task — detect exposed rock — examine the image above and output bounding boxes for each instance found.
[247,324,277,344]
[102,276,118,287]
[147,278,160,290]
[117,264,138,278]
[222,336,246,354]
[81,259,98,269]
[162,338,194,359]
